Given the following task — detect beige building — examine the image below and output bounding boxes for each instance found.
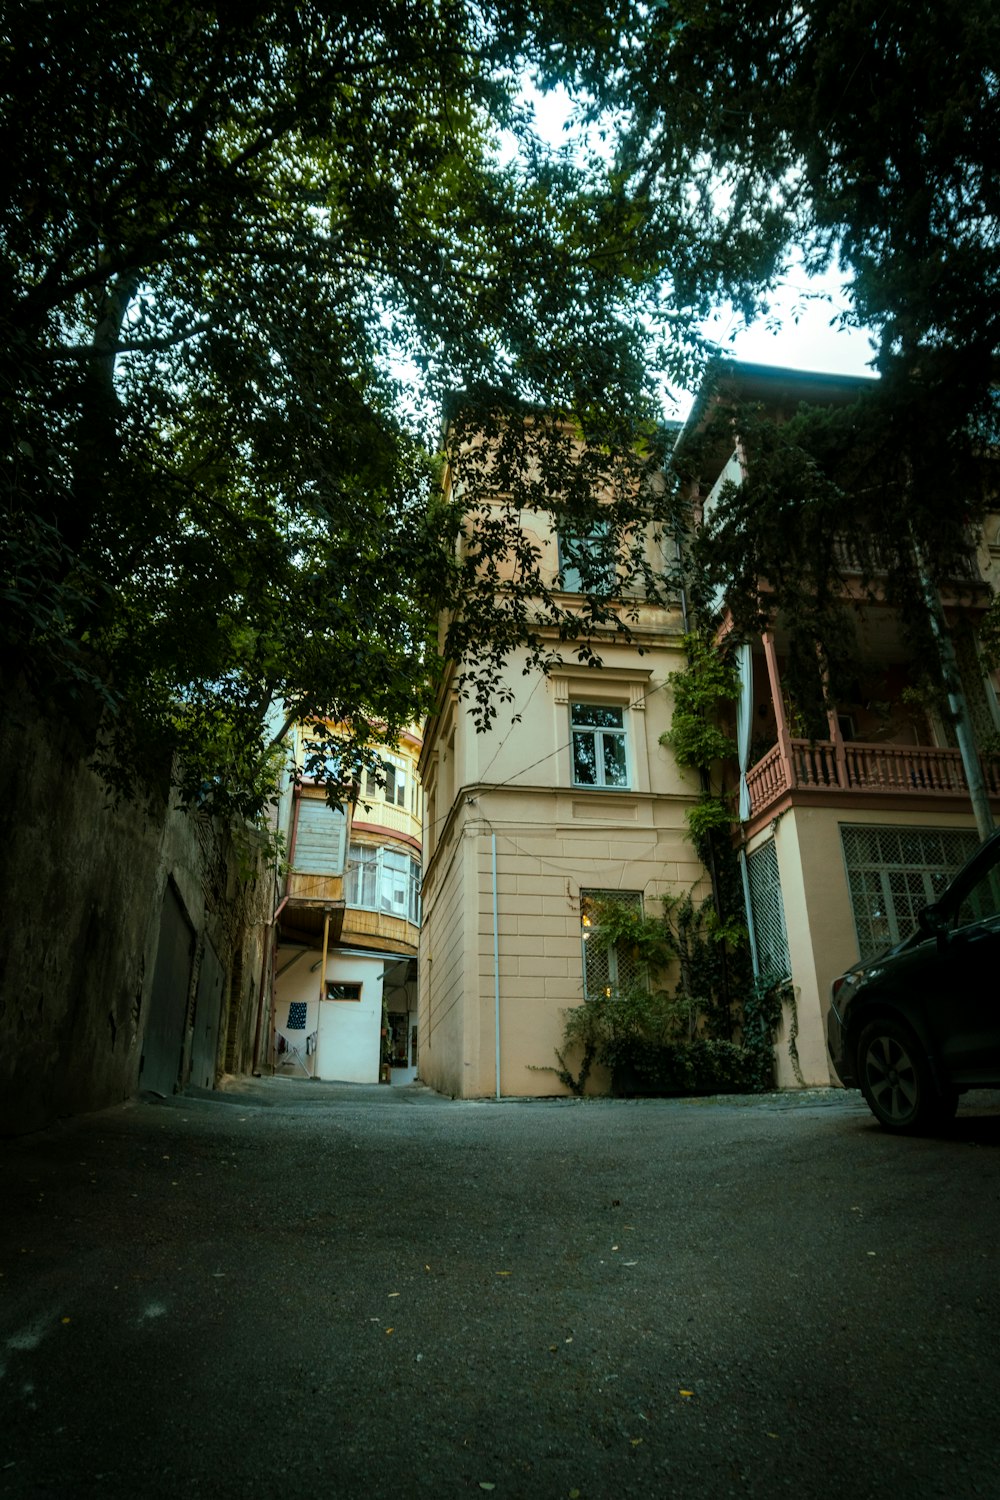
[420,373,1000,1099]
[272,723,423,1084]
[677,362,1000,1087]
[417,436,708,1098]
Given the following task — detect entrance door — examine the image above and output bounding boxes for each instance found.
[190,938,224,1090]
[142,882,194,1096]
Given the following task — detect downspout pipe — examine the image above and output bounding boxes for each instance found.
[251,896,289,1075]
[492,830,501,1100]
[252,786,303,1075]
[912,534,995,841]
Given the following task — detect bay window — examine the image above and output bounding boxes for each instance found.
[346,843,421,924]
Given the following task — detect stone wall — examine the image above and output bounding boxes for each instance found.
[0,692,275,1135]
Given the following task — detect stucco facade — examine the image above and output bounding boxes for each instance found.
[680,362,1000,1088]
[272,724,422,1084]
[418,513,708,1096]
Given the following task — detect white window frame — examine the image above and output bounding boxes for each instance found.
[558,521,615,595]
[570,701,630,789]
[362,754,407,807]
[346,843,421,925]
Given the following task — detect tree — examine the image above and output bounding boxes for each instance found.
[1,1,694,819]
[573,0,999,553]
[581,0,999,828]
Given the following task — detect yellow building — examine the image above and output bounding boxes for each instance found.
[272,723,423,1084]
[417,432,708,1097]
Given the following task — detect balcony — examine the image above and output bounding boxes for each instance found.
[746,738,1000,821]
[340,904,420,957]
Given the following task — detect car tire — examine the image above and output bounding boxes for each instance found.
[856,1019,956,1134]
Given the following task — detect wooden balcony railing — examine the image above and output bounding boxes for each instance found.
[832,535,983,583]
[746,738,1000,819]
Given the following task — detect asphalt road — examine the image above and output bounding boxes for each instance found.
[2,1079,1000,1500]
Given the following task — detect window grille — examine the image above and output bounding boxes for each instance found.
[746,839,791,983]
[580,889,644,999]
[840,824,980,959]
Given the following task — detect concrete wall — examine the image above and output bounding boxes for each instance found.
[0,692,273,1134]
[274,949,384,1083]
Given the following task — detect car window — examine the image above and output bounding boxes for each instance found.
[955,863,1000,928]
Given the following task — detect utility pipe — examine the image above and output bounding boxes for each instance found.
[316,908,331,1079]
[491,831,501,1100]
[915,560,995,841]
[251,895,292,1075]
[252,780,304,1073]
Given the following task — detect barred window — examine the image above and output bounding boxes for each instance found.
[580,890,644,999]
[840,824,980,958]
[746,840,791,983]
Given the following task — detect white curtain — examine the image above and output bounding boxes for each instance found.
[736,640,753,823]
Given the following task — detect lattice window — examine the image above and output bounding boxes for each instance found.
[580,889,644,999]
[840,824,980,959]
[746,839,791,983]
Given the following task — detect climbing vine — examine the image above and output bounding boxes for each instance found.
[546,629,800,1096]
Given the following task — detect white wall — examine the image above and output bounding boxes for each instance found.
[275,949,384,1083]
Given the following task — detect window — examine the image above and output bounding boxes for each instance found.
[302,737,343,781]
[745,839,791,983]
[840,825,980,959]
[571,702,629,788]
[346,843,421,924]
[558,522,615,595]
[326,982,362,1001]
[363,755,407,807]
[580,890,644,999]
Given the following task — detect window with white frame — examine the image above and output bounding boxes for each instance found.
[571,702,629,788]
[363,754,408,807]
[301,735,343,782]
[558,521,615,595]
[346,843,421,924]
[580,890,644,999]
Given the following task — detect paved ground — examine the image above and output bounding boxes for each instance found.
[3,1079,1000,1499]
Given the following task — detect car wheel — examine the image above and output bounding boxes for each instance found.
[856,1019,954,1133]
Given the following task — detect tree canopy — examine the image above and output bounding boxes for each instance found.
[2,0,690,817]
[596,0,999,378]
[598,0,1000,732]
[6,1,996,822]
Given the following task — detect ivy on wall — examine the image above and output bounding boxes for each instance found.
[544,630,800,1096]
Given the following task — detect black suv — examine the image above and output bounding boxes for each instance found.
[827,828,1000,1132]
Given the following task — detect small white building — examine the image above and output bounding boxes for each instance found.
[272,725,423,1085]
